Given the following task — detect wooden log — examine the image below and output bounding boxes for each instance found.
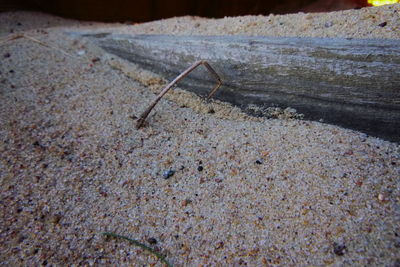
[80,33,400,142]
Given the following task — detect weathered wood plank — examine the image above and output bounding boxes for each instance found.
[79,33,400,142]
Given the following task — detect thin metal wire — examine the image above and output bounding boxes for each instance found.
[136,60,222,129]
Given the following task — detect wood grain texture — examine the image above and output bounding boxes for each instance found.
[80,33,400,142]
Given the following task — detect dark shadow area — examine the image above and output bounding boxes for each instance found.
[1,0,368,22]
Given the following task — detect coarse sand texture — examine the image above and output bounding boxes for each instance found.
[1,6,400,267]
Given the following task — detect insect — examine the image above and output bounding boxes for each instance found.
[136,60,222,129]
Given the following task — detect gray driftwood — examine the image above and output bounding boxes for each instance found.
[80,33,400,142]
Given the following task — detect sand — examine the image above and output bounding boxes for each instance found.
[0,5,399,267]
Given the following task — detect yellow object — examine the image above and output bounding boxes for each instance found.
[368,0,399,6]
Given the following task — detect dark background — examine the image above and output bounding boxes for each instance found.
[1,0,369,22]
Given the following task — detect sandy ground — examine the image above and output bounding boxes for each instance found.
[1,6,400,267]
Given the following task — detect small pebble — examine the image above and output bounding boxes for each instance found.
[147,237,157,245]
[33,141,40,146]
[215,241,224,249]
[333,242,346,256]
[50,214,62,224]
[255,159,263,164]
[163,169,175,179]
[378,193,389,203]
[355,179,363,187]
[197,166,204,172]
[378,21,387,27]
[182,199,192,207]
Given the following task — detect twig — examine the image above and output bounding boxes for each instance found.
[0,33,74,58]
[0,34,24,45]
[136,60,222,129]
[102,232,173,267]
